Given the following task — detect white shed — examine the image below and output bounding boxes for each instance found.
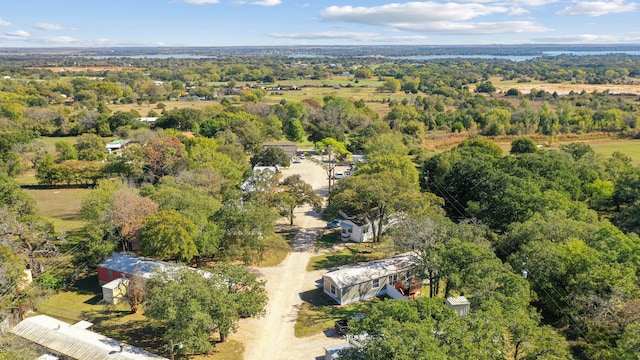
[101,278,128,305]
[446,296,471,316]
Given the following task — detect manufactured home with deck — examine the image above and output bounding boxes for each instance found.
[322,253,419,305]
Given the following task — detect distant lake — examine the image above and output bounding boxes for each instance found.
[85,54,216,59]
[389,51,640,62]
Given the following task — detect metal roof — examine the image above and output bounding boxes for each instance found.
[10,315,167,360]
[446,296,470,306]
[98,253,215,280]
[97,253,175,279]
[323,253,418,289]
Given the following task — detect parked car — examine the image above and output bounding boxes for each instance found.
[335,314,365,336]
[327,219,341,229]
[292,157,302,163]
[332,172,348,179]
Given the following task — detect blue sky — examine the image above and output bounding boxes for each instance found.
[0,0,639,47]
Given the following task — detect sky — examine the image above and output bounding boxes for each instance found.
[0,0,639,47]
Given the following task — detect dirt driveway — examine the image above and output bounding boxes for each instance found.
[230,156,349,360]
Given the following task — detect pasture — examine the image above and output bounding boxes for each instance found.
[494,137,640,165]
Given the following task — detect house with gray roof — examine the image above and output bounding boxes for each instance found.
[322,253,419,305]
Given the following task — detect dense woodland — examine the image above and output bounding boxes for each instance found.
[0,51,639,358]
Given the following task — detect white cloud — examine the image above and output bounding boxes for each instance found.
[557,0,637,16]
[34,23,65,31]
[5,30,30,38]
[234,0,282,5]
[318,2,549,35]
[514,0,559,6]
[396,20,549,34]
[320,2,510,24]
[250,0,281,6]
[41,36,77,43]
[268,31,427,42]
[182,0,220,4]
[0,18,12,27]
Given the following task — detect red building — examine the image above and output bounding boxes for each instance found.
[97,253,174,285]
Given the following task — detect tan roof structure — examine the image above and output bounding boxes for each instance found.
[10,315,167,360]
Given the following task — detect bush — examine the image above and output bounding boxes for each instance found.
[36,273,66,290]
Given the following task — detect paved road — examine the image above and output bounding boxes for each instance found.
[230,157,347,360]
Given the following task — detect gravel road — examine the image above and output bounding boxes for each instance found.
[230,157,350,360]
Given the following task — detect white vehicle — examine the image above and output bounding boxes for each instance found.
[333,172,348,179]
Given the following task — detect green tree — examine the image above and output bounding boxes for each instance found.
[144,265,266,354]
[285,117,305,142]
[140,209,198,263]
[250,146,290,167]
[0,172,37,216]
[54,141,77,162]
[277,174,323,225]
[328,171,426,243]
[75,133,106,161]
[475,81,496,93]
[141,177,222,258]
[378,78,401,93]
[510,138,537,155]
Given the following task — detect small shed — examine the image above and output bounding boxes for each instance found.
[446,296,471,316]
[262,142,297,158]
[322,253,419,305]
[102,278,128,305]
[10,315,166,359]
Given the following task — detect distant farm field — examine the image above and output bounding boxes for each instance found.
[491,77,640,95]
[495,138,640,165]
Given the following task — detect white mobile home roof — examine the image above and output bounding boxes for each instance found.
[11,315,166,360]
[323,253,418,288]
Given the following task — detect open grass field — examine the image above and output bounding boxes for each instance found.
[494,137,640,166]
[491,78,640,95]
[22,185,91,234]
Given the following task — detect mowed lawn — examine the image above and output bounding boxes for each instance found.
[24,185,91,234]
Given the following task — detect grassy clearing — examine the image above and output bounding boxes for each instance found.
[315,231,340,249]
[191,340,244,360]
[23,186,91,234]
[494,137,640,166]
[569,138,640,165]
[307,243,389,271]
[294,287,380,338]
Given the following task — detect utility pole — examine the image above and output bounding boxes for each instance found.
[169,339,174,360]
